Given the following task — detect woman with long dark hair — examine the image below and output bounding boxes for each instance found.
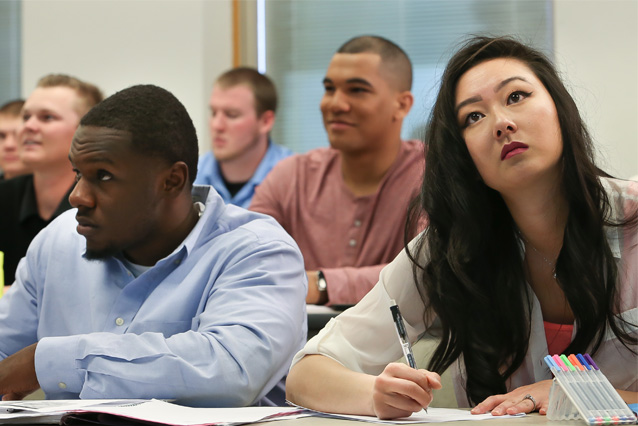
[286,36,637,419]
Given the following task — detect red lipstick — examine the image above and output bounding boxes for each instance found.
[501,142,529,161]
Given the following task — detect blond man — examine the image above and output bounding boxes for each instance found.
[0,74,103,285]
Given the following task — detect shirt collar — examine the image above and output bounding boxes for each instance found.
[177,185,222,257]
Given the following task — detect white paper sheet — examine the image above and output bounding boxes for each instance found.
[0,399,149,424]
[302,407,525,424]
[67,400,306,425]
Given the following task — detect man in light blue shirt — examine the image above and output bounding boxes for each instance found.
[0,84,307,406]
[194,67,292,208]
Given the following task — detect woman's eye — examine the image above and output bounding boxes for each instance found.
[464,112,484,127]
[507,91,531,105]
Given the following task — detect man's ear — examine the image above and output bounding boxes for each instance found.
[258,110,276,135]
[163,161,189,197]
[393,91,414,121]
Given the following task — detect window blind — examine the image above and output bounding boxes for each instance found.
[265,0,553,153]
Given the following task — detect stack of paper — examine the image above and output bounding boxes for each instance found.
[0,399,526,425]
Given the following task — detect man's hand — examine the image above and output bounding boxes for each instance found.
[0,343,40,400]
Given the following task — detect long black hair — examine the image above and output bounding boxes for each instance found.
[405,36,637,405]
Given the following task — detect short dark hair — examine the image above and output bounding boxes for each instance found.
[337,35,413,91]
[80,84,199,185]
[0,99,25,117]
[215,67,277,116]
[36,74,103,116]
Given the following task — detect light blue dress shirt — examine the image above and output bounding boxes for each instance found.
[0,185,307,406]
[194,141,293,209]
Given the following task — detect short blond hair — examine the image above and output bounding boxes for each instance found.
[36,74,103,116]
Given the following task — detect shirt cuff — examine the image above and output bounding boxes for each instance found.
[35,336,85,396]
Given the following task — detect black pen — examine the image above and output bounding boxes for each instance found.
[390,299,428,413]
[390,299,417,368]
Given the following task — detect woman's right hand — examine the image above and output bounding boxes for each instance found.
[372,362,442,419]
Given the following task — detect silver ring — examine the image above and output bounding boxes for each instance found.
[522,394,537,412]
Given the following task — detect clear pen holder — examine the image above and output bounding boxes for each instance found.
[547,377,637,425]
[547,378,581,421]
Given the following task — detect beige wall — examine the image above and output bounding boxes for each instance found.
[554,0,638,179]
[21,0,638,177]
[21,0,233,154]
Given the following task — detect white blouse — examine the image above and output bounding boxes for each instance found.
[292,177,638,407]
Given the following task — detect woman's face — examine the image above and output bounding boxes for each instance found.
[455,58,563,195]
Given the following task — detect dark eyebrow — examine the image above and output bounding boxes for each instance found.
[68,153,115,165]
[86,157,115,164]
[455,95,482,116]
[455,76,531,115]
[495,76,529,92]
[345,78,373,87]
[322,77,373,87]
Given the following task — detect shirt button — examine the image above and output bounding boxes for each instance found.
[349,239,357,247]
[354,220,362,227]
[115,317,125,326]
[58,382,67,389]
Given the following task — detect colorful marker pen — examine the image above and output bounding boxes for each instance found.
[583,354,635,423]
[553,355,591,419]
[565,354,609,423]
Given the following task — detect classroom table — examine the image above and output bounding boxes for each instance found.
[0,412,571,426]
[275,413,567,426]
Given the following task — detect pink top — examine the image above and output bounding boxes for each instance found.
[250,140,425,305]
[543,321,574,355]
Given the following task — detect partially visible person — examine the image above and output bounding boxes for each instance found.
[0,74,103,285]
[0,84,307,406]
[250,35,424,306]
[194,67,292,208]
[0,99,29,180]
[286,36,637,419]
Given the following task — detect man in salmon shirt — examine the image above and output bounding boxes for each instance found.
[250,35,425,306]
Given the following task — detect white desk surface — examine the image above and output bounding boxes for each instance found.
[276,413,565,426]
